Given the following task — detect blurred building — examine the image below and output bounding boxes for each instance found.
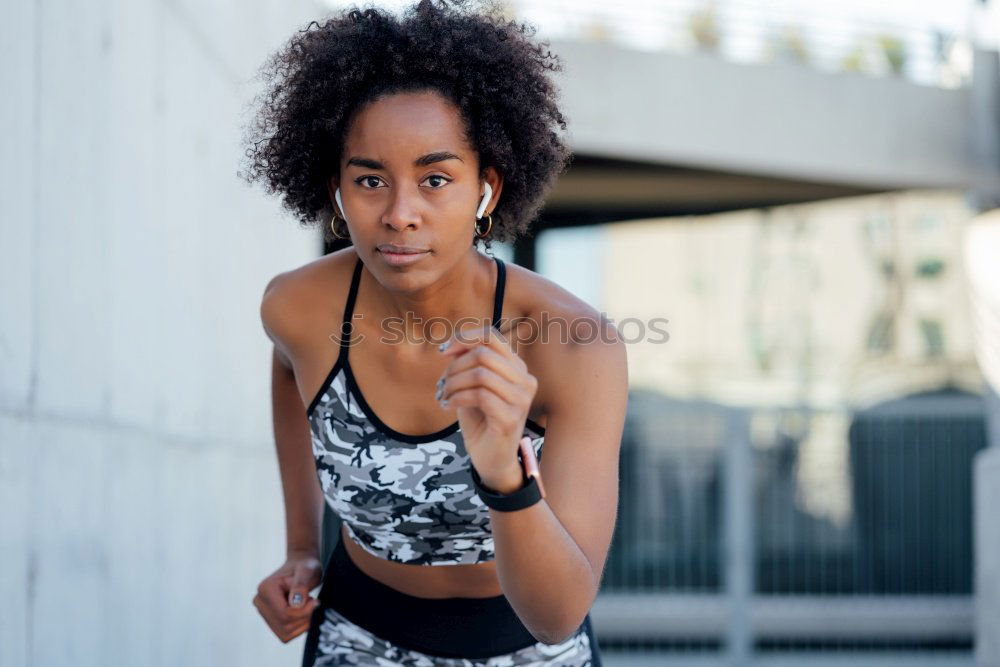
[536,188,993,662]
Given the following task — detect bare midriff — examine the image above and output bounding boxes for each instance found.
[340,523,506,599]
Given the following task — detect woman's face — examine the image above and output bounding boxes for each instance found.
[330,89,502,279]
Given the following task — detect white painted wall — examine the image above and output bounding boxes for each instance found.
[0,2,328,665]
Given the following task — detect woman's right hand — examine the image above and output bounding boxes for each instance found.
[253,551,324,643]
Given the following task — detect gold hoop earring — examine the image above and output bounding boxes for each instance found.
[475,213,493,239]
[330,212,349,240]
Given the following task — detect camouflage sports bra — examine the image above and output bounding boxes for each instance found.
[306,254,546,566]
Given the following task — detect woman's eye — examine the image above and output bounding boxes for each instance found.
[423,175,450,188]
[354,176,384,189]
[354,175,450,189]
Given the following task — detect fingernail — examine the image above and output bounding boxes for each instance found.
[440,398,449,408]
[438,340,451,353]
[291,592,303,607]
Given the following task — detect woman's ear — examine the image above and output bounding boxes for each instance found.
[481,167,503,217]
[327,177,342,217]
[477,183,493,219]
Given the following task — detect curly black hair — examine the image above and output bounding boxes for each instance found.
[240,0,573,253]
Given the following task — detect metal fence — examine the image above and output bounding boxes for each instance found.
[593,387,986,664]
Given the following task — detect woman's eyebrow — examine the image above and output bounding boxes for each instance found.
[346,151,464,170]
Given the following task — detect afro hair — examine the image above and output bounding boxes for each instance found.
[240,0,574,252]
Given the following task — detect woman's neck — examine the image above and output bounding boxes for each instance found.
[362,249,497,348]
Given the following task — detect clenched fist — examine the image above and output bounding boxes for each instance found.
[253,552,324,643]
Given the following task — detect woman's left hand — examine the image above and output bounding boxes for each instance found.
[436,324,537,491]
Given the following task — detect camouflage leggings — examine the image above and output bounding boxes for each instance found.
[302,605,598,666]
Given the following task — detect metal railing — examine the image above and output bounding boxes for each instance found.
[512,0,975,88]
[594,389,986,663]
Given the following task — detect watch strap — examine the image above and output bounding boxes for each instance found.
[470,462,543,511]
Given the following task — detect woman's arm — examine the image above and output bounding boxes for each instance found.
[438,312,628,645]
[487,314,627,645]
[270,343,324,558]
[260,275,324,559]
[253,276,325,642]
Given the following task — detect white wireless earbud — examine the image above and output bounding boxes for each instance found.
[476,183,493,220]
[334,187,347,225]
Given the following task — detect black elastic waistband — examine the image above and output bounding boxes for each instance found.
[318,536,542,658]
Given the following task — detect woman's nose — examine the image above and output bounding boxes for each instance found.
[382,185,422,230]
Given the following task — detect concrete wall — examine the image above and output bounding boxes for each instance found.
[0,1,326,665]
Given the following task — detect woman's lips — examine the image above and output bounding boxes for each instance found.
[378,249,430,266]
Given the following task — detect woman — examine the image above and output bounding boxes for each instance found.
[241,1,628,664]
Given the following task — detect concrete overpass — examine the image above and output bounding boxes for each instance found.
[541,40,1000,230]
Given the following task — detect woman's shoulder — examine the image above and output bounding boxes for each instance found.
[506,261,622,411]
[508,266,627,427]
[504,261,611,347]
[259,247,358,353]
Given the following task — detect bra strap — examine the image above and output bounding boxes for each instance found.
[340,256,364,351]
[491,257,506,331]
